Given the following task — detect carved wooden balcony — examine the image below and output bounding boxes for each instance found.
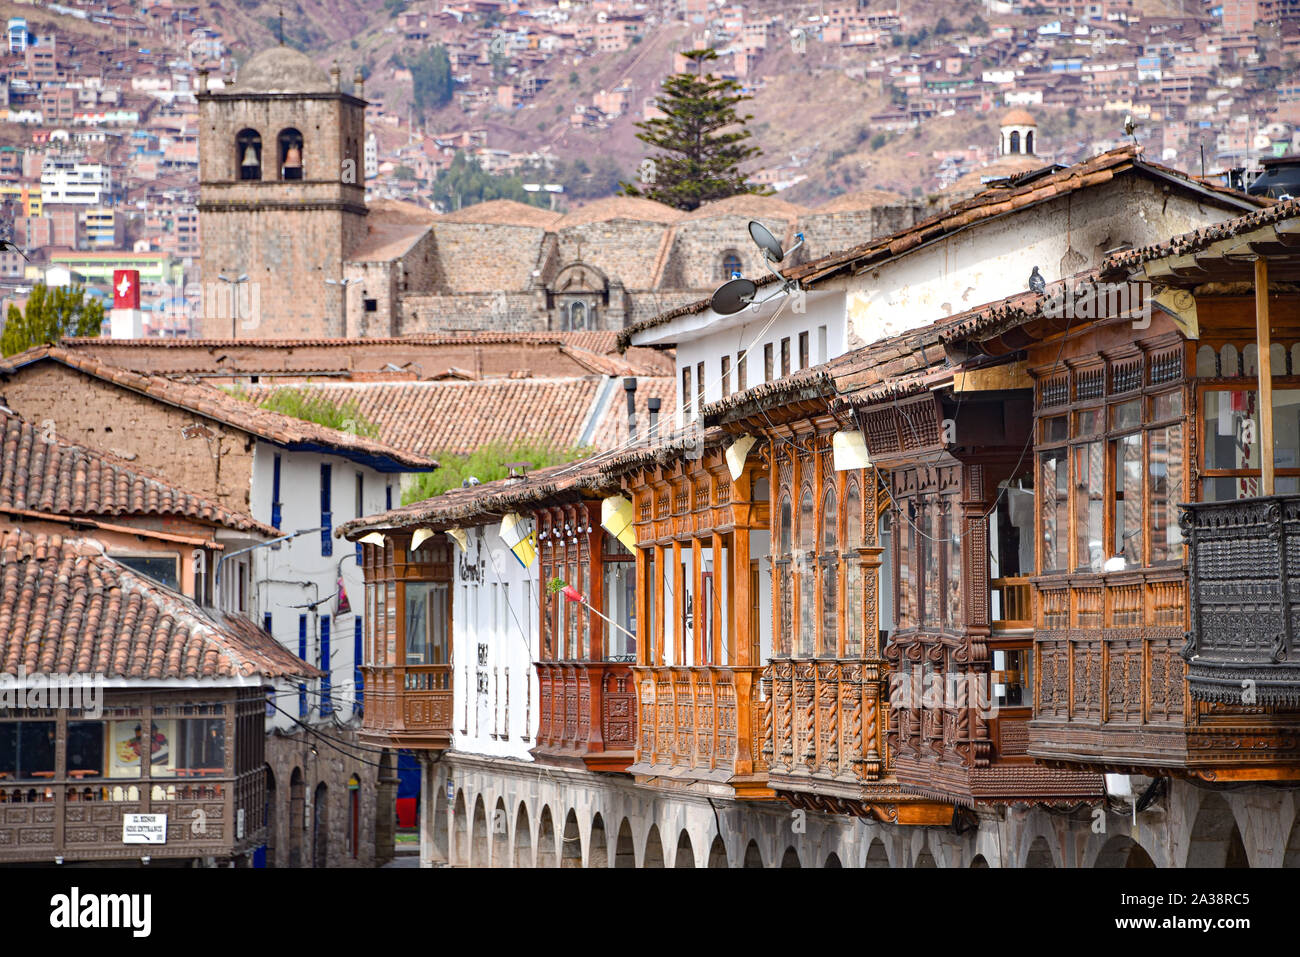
[533,660,636,772]
[359,664,453,750]
[629,665,769,798]
[1183,496,1300,706]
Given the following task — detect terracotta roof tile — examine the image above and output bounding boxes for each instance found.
[617,146,1266,349]
[242,378,630,457]
[0,408,276,535]
[0,526,317,681]
[0,347,438,471]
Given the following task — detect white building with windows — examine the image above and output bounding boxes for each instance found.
[40,154,113,204]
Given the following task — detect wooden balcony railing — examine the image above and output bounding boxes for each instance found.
[1183,496,1300,706]
[0,774,258,863]
[762,658,887,785]
[534,660,636,772]
[359,664,453,749]
[631,665,768,795]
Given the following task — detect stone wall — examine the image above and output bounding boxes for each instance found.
[424,752,1300,868]
[263,727,395,869]
[0,362,257,514]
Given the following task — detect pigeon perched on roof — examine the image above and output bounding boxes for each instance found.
[1028,266,1046,294]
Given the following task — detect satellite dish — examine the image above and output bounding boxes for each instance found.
[711,277,757,316]
[749,220,784,263]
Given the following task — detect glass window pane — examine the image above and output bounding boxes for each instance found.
[1111,400,1142,431]
[67,721,104,779]
[604,560,636,660]
[993,648,1032,707]
[845,482,862,549]
[1274,389,1300,471]
[799,564,815,656]
[1040,450,1068,572]
[898,505,915,631]
[945,497,963,630]
[1152,390,1182,421]
[845,563,862,658]
[1074,441,1104,573]
[1114,432,1143,566]
[921,498,940,627]
[1204,390,1260,472]
[799,487,814,551]
[173,718,225,777]
[115,555,179,590]
[1150,424,1184,563]
[778,495,792,555]
[820,563,837,657]
[1073,408,1103,437]
[1043,415,1068,443]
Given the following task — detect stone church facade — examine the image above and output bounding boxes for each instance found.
[198,45,924,340]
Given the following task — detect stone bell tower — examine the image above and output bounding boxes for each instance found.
[198,46,367,338]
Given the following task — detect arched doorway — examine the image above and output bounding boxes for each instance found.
[707,835,728,868]
[347,774,360,860]
[264,766,277,868]
[825,852,842,868]
[537,806,557,867]
[970,854,989,868]
[780,846,801,868]
[513,803,532,867]
[288,768,304,868]
[561,809,583,868]
[471,796,489,867]
[1095,835,1156,868]
[742,839,763,868]
[431,776,448,865]
[866,838,889,868]
[643,824,665,867]
[674,830,695,868]
[312,782,328,868]
[452,790,468,866]
[1026,836,1055,868]
[1285,813,1300,867]
[1187,793,1248,868]
[614,818,635,868]
[492,798,509,867]
[589,814,608,868]
[914,847,936,868]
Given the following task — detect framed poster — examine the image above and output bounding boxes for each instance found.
[108,720,174,778]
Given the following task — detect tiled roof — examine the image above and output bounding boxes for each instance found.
[617,146,1267,349]
[347,221,431,262]
[243,378,613,457]
[0,408,276,536]
[366,198,439,225]
[0,347,438,471]
[338,459,613,537]
[0,527,317,681]
[1109,196,1300,271]
[685,194,807,220]
[810,187,909,213]
[437,199,561,227]
[555,195,683,229]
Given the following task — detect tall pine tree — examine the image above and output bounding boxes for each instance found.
[622,49,767,211]
[1,284,103,357]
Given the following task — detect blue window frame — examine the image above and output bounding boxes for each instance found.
[298,614,308,718]
[354,618,364,714]
[385,484,392,510]
[320,615,333,716]
[271,454,282,530]
[320,463,333,556]
[263,612,272,634]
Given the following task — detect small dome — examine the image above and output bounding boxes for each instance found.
[1001,108,1037,127]
[235,46,331,93]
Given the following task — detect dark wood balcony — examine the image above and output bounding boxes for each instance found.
[630,665,769,797]
[1184,495,1300,706]
[533,660,636,772]
[359,664,453,750]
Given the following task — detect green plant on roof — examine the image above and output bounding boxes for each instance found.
[402,438,592,504]
[255,388,381,439]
